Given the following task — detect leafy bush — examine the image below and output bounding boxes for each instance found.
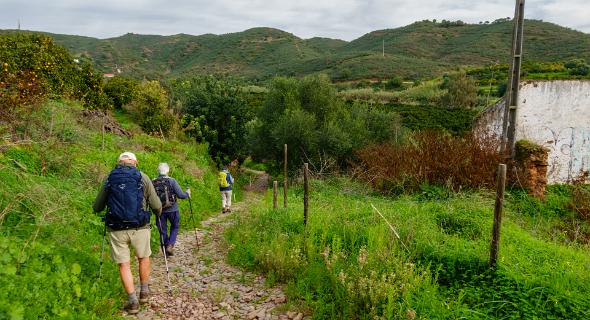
[565,59,590,76]
[76,62,110,110]
[0,68,47,123]
[384,76,404,90]
[173,75,253,165]
[353,130,502,193]
[104,76,138,109]
[130,80,175,135]
[0,33,110,127]
[441,71,478,109]
[249,75,401,172]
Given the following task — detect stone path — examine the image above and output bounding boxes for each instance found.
[129,180,304,319]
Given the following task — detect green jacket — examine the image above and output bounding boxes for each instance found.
[93,165,162,215]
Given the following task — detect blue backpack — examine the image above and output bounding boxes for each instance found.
[105,166,150,230]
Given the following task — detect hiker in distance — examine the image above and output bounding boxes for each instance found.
[93,152,162,315]
[219,165,234,213]
[152,162,191,256]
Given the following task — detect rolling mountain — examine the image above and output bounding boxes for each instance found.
[2,19,589,80]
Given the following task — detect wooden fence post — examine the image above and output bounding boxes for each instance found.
[273,181,278,209]
[101,114,106,151]
[303,163,309,227]
[489,163,507,267]
[284,144,288,208]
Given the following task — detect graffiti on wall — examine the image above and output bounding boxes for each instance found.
[521,126,590,182]
[475,81,590,184]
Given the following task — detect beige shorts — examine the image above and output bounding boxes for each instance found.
[109,228,151,264]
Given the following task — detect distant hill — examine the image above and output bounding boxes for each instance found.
[2,19,589,80]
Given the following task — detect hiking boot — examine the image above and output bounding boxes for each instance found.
[226,208,232,213]
[166,244,174,256]
[139,290,150,303]
[123,301,140,314]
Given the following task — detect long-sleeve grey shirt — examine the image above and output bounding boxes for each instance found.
[156,175,190,213]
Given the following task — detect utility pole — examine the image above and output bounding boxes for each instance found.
[382,39,385,57]
[303,163,309,227]
[490,0,525,269]
[500,0,526,159]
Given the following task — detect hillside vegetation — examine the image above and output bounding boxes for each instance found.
[0,100,219,319]
[226,179,590,319]
[2,19,589,80]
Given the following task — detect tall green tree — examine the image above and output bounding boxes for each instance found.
[104,76,138,109]
[131,80,175,135]
[249,74,400,171]
[174,76,252,165]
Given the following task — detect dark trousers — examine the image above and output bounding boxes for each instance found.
[158,210,180,246]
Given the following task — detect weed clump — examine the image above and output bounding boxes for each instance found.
[354,131,502,194]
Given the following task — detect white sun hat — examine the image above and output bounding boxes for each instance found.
[118,151,137,162]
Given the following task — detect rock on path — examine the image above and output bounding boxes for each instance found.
[127,192,304,319]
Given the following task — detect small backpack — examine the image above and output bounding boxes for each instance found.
[152,177,176,208]
[218,171,230,188]
[105,166,150,230]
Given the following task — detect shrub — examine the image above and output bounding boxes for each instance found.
[565,59,590,76]
[0,33,110,121]
[353,130,502,193]
[441,71,478,109]
[76,62,110,110]
[104,76,138,109]
[250,75,401,172]
[0,68,47,124]
[173,75,252,165]
[130,80,175,135]
[384,76,404,90]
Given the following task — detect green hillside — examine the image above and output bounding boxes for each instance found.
[2,19,589,80]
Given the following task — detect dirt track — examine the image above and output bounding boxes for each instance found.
[129,174,304,319]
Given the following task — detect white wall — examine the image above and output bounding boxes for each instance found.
[474,80,590,183]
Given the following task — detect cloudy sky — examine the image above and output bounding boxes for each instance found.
[1,0,588,40]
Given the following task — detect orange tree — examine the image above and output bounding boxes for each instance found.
[0,33,110,121]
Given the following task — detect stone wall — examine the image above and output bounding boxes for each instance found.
[473,80,590,183]
[513,140,549,200]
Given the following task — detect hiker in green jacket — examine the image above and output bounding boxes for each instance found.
[93,152,162,314]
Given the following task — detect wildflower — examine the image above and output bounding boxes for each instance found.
[321,246,330,259]
[358,246,368,268]
[338,270,347,284]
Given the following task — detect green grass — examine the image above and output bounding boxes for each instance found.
[0,100,219,319]
[225,178,590,319]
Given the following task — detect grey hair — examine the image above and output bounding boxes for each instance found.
[157,163,170,175]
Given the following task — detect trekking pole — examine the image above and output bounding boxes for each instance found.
[187,193,199,249]
[155,216,172,295]
[98,218,107,279]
